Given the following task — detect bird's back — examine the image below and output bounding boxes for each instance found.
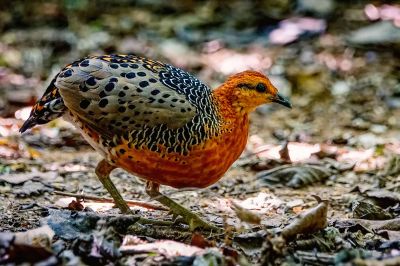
[22,55,220,151]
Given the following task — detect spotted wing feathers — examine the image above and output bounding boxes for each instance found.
[56,55,197,137]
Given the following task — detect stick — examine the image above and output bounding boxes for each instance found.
[53,191,168,211]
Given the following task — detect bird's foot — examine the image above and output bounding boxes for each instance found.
[170,206,219,231]
[146,182,220,231]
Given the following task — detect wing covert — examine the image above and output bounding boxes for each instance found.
[55,55,197,138]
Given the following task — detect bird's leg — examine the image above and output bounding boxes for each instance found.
[95,159,132,214]
[145,181,219,231]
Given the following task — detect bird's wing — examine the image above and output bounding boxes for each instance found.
[55,55,203,138]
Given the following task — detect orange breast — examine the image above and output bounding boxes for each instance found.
[113,116,249,188]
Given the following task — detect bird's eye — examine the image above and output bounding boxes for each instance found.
[256,83,266,93]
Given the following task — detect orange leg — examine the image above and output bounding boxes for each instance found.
[95,159,132,214]
[145,181,219,231]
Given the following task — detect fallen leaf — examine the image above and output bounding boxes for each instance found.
[0,226,56,264]
[294,227,342,252]
[281,195,329,240]
[43,209,101,241]
[376,230,400,241]
[231,200,261,225]
[13,180,53,197]
[0,171,58,185]
[193,249,227,266]
[260,234,287,265]
[333,218,400,232]
[191,232,215,248]
[121,235,146,246]
[257,164,333,188]
[292,206,304,214]
[67,199,84,211]
[364,189,400,208]
[234,231,266,258]
[279,141,291,162]
[120,240,205,257]
[351,200,393,220]
[14,225,55,247]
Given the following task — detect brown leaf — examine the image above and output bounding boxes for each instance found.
[231,200,261,225]
[279,141,291,162]
[376,230,400,241]
[14,225,54,248]
[364,189,400,208]
[0,241,54,265]
[281,195,328,240]
[0,225,56,264]
[191,232,215,248]
[67,199,84,211]
[121,235,146,246]
[351,200,393,220]
[334,218,400,232]
[120,240,205,257]
[257,164,333,188]
[221,246,240,262]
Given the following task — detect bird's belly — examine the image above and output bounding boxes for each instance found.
[67,110,249,189]
[114,128,249,189]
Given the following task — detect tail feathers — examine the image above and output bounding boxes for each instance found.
[20,75,66,133]
[20,116,38,133]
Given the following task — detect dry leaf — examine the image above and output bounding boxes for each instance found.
[281,195,329,240]
[191,232,215,248]
[351,200,392,220]
[364,189,400,207]
[334,218,400,232]
[67,199,84,211]
[0,232,54,265]
[0,171,57,185]
[231,200,261,225]
[279,141,291,162]
[292,206,304,214]
[120,240,205,257]
[121,235,146,246]
[376,230,400,241]
[257,164,333,188]
[14,225,55,248]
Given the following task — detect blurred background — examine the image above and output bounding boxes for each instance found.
[0,0,399,166]
[1,2,400,263]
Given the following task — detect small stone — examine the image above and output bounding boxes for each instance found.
[331,81,350,96]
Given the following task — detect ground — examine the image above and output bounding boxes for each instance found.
[0,1,400,265]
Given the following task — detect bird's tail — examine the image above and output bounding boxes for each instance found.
[20,74,66,133]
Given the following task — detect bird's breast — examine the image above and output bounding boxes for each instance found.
[113,116,249,188]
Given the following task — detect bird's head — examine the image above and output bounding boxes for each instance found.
[217,70,291,114]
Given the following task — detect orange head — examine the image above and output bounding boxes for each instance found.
[215,70,291,114]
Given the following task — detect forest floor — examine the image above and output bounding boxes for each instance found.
[1,1,400,265]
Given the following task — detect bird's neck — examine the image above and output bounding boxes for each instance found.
[212,84,249,127]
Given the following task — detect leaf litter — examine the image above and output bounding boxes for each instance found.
[1,1,400,265]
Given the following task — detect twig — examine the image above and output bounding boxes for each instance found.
[294,251,335,265]
[53,191,168,211]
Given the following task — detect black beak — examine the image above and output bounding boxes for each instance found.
[272,93,292,108]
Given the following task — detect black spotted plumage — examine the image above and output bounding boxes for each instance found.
[21,54,221,155]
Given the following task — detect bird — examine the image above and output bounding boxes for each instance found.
[20,54,291,230]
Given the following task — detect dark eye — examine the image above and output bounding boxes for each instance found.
[256,83,266,93]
